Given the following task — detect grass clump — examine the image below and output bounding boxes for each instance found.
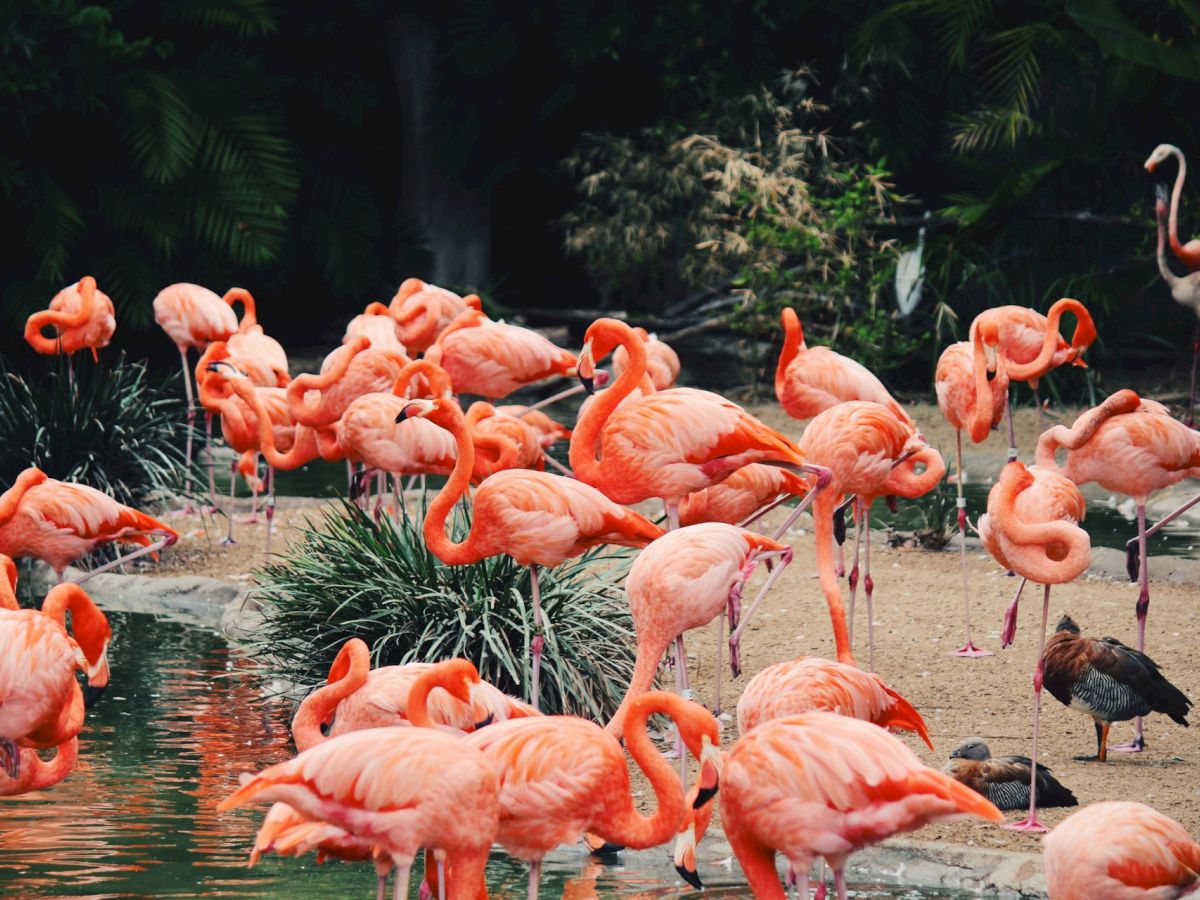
[252,500,638,719]
[0,354,188,507]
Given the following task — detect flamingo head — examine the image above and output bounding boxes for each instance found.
[976,319,1001,372]
[1144,143,1177,173]
[395,397,466,432]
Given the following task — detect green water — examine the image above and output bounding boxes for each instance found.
[0,613,982,899]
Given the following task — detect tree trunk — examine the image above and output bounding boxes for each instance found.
[388,15,491,289]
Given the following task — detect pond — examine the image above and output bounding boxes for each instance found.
[0,613,987,898]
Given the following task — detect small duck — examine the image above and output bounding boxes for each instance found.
[945,737,1077,811]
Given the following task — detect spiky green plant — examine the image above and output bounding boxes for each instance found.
[252,500,638,719]
[0,354,189,507]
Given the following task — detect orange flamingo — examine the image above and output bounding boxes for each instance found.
[719,711,1002,900]
[1044,801,1200,899]
[678,464,814,528]
[935,335,1011,657]
[291,639,537,752]
[800,401,945,670]
[612,327,680,391]
[388,278,482,354]
[606,524,792,739]
[775,307,914,426]
[220,726,500,900]
[345,301,408,355]
[495,405,572,450]
[287,335,410,432]
[24,276,116,360]
[978,459,1090,832]
[969,298,1096,453]
[0,468,178,581]
[423,308,577,400]
[571,317,830,529]
[222,288,289,387]
[399,396,663,709]
[1152,182,1200,425]
[464,689,721,900]
[153,282,242,510]
[247,801,389,891]
[0,739,78,796]
[465,402,544,473]
[1036,388,1200,752]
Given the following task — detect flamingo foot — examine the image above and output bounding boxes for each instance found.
[1109,736,1145,753]
[0,739,17,779]
[236,514,259,525]
[1003,817,1048,833]
[219,536,237,547]
[814,885,827,900]
[729,634,742,679]
[952,642,994,658]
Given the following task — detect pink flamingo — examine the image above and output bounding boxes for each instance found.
[1146,144,1200,271]
[399,396,663,709]
[288,336,411,432]
[571,317,830,529]
[799,401,945,670]
[423,308,577,400]
[678,464,814,528]
[978,460,1091,832]
[720,711,1002,900]
[0,739,78,796]
[935,333,1011,657]
[24,276,116,361]
[1151,181,1200,425]
[345,301,408,355]
[1036,388,1200,752]
[1044,801,1200,899]
[388,278,482,354]
[220,726,500,900]
[495,405,572,452]
[612,327,680,391]
[464,690,721,900]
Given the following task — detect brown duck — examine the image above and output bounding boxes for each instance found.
[1042,615,1191,761]
[945,737,1077,811]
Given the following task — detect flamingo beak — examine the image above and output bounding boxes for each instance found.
[694,737,721,808]
[983,342,998,371]
[673,823,702,889]
[577,343,596,395]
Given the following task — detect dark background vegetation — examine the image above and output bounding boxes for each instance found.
[5,0,1200,395]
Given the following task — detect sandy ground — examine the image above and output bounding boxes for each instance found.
[144,399,1200,859]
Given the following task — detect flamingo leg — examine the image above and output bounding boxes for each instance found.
[1004,583,1051,832]
[713,613,724,716]
[220,460,237,546]
[543,453,575,477]
[952,430,991,658]
[1189,322,1199,428]
[728,549,794,672]
[1000,577,1028,648]
[376,872,387,900]
[374,471,386,522]
[204,412,218,512]
[238,453,261,523]
[672,633,690,791]
[346,459,355,494]
[392,863,411,900]
[666,499,680,531]
[529,564,544,711]
[769,467,831,541]
[864,504,877,672]
[526,859,541,900]
[71,535,177,583]
[1125,492,1200,578]
[814,859,827,899]
[436,856,446,900]
[847,501,862,648]
[795,869,810,900]
[175,347,197,515]
[263,466,276,557]
[1112,503,1150,753]
[833,867,848,900]
[1005,394,1018,459]
[393,474,403,519]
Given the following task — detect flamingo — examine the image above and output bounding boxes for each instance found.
[1145,144,1200,272]
[612,327,680,391]
[978,460,1091,832]
[345,301,408,355]
[0,468,178,582]
[495,405,572,450]
[464,402,544,473]
[1036,388,1200,750]
[287,335,410,433]
[388,278,482,354]
[1152,182,1200,425]
[678,465,814,529]
[397,396,663,709]
[969,298,1096,454]
[606,524,792,734]
[220,726,501,900]
[222,288,289,387]
[0,739,78,796]
[571,317,830,529]
[291,639,537,752]
[775,307,914,426]
[936,335,1011,657]
[719,711,1002,900]
[423,308,577,401]
[1044,801,1200,900]
[153,282,241,511]
[464,689,721,900]
[24,276,116,362]
[799,401,945,671]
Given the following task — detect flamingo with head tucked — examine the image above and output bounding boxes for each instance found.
[612,327,680,391]
[345,302,408,355]
[388,278,482,354]
[24,276,116,361]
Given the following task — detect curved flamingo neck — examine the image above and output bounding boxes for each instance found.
[291,640,370,750]
[884,446,946,497]
[423,404,481,565]
[812,492,855,665]
[1003,299,1095,382]
[24,277,96,353]
[287,338,369,426]
[224,288,258,329]
[570,321,645,483]
[605,630,672,740]
[990,463,1089,583]
[969,328,1007,443]
[406,666,470,728]
[1169,146,1188,263]
[776,308,804,396]
[394,361,452,398]
[606,693,687,848]
[229,378,319,468]
[2,738,78,795]
[42,584,110,682]
[0,468,45,525]
[0,555,16,610]
[363,302,391,316]
[1158,200,1180,286]
[1034,389,1141,472]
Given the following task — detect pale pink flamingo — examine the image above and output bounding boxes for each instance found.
[222,288,289,387]
[464,689,721,900]
[978,459,1090,832]
[220,726,500,900]
[719,711,1002,899]
[399,396,663,709]
[465,402,544,473]
[935,333,1010,657]
[1152,181,1200,424]
[1044,801,1200,899]
[24,276,116,361]
[612,327,680,391]
[423,308,577,401]
[571,317,830,529]
[287,335,410,432]
[388,278,482,354]
[799,401,945,670]
[1036,388,1200,751]
[1145,144,1200,271]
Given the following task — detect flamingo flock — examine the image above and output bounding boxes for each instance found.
[5,145,1200,899]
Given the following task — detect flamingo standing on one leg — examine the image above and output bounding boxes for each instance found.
[465,690,722,900]
[719,712,1002,900]
[935,334,1010,657]
[399,397,663,710]
[799,401,945,671]
[1151,181,1200,425]
[1044,801,1200,900]
[1036,388,1200,751]
[977,460,1091,832]
[24,276,116,362]
[153,282,241,512]
[571,317,830,530]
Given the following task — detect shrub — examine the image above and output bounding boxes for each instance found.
[0,354,189,507]
[252,500,639,719]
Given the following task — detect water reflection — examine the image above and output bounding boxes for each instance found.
[0,613,978,898]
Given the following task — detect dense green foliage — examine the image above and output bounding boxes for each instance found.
[253,500,639,718]
[0,354,188,506]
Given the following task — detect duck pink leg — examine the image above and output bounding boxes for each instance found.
[1112,503,1150,753]
[1005,583,1051,832]
[529,564,544,711]
[953,430,991,657]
